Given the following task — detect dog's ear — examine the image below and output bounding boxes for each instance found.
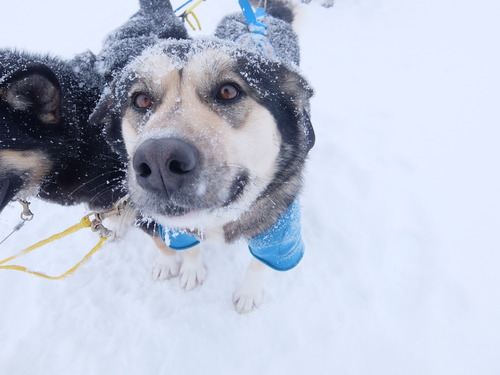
[288,71,315,151]
[89,91,113,129]
[89,91,127,156]
[139,0,173,12]
[299,108,315,152]
[274,67,315,152]
[1,64,62,125]
[0,175,24,213]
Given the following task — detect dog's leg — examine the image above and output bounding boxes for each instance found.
[152,236,180,280]
[179,244,207,291]
[233,258,268,314]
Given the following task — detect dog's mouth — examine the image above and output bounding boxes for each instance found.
[129,172,249,220]
[153,201,192,217]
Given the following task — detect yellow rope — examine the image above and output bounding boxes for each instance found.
[0,237,107,280]
[0,216,108,280]
[183,0,205,30]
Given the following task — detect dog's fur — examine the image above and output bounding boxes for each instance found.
[96,0,188,82]
[0,51,126,212]
[91,1,314,312]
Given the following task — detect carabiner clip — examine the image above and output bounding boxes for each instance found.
[18,199,34,221]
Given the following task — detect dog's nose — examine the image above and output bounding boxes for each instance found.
[132,138,199,195]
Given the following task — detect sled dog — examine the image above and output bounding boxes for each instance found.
[0,51,126,213]
[92,0,315,312]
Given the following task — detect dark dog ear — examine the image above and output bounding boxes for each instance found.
[300,109,315,152]
[2,64,62,125]
[139,0,173,12]
[281,69,315,151]
[89,92,113,128]
[296,74,315,151]
[0,175,23,213]
[89,92,127,156]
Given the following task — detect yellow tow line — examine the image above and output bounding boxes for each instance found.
[0,216,108,280]
[0,198,128,280]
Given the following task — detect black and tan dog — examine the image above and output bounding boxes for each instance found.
[0,51,126,213]
[92,0,315,312]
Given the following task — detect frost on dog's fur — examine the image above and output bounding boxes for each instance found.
[95,0,188,81]
[214,12,301,66]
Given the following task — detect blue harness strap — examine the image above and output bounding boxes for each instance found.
[237,0,275,58]
[238,0,267,35]
[158,226,200,250]
[157,200,304,271]
[247,200,304,271]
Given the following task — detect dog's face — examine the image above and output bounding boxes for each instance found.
[94,39,314,239]
[0,64,66,211]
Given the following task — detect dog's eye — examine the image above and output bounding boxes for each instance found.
[132,92,152,110]
[217,83,240,101]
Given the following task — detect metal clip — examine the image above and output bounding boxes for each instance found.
[0,200,33,246]
[90,218,112,238]
[18,199,34,221]
[86,197,129,238]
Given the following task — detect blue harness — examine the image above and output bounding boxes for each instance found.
[158,200,304,271]
[157,2,305,271]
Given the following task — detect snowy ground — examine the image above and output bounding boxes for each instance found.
[1,0,500,374]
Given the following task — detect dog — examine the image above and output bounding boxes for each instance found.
[91,0,315,313]
[0,50,127,213]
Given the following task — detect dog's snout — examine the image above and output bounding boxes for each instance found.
[133,138,199,195]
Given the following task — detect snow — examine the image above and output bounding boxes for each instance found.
[1,0,500,374]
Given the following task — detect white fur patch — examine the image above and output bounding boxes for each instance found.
[152,253,180,281]
[233,258,267,314]
[179,245,207,291]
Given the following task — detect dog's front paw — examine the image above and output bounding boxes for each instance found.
[179,257,207,291]
[233,259,267,314]
[152,254,180,281]
[233,283,264,314]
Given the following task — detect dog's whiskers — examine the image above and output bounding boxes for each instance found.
[68,170,124,196]
[87,180,125,204]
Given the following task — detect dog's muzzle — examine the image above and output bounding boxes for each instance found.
[132,138,199,197]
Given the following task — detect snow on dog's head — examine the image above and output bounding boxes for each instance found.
[92,38,314,242]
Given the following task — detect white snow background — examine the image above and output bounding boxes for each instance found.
[1,0,500,374]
